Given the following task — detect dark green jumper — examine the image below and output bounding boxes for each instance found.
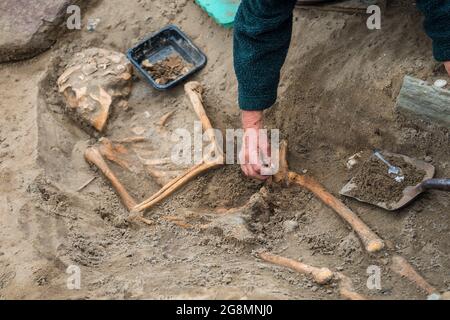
[233,0,450,111]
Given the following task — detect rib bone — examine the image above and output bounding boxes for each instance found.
[132,82,224,213]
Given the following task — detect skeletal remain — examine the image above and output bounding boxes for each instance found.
[157,190,269,238]
[184,81,223,160]
[85,81,224,219]
[259,252,334,285]
[84,147,137,211]
[259,252,367,299]
[137,216,154,226]
[85,143,171,226]
[97,138,134,171]
[111,136,147,144]
[163,216,195,229]
[132,82,224,213]
[145,167,182,187]
[76,177,97,192]
[346,152,363,170]
[272,140,385,253]
[132,161,223,213]
[158,110,176,128]
[57,48,133,132]
[139,157,173,167]
[391,255,437,295]
[335,273,368,300]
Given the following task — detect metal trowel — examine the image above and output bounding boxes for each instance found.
[340,151,450,211]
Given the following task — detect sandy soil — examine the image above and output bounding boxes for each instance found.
[0,0,448,300]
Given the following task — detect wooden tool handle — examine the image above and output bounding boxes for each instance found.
[288,172,385,253]
[85,147,137,211]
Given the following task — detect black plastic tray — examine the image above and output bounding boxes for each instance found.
[127,25,207,90]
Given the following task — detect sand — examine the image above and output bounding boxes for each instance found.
[0,0,449,300]
[348,155,426,204]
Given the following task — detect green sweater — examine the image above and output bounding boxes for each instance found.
[233,0,450,111]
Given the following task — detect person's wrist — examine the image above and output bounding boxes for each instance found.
[444,61,450,76]
[242,110,264,130]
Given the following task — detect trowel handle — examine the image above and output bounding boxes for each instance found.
[373,150,392,167]
[421,179,450,192]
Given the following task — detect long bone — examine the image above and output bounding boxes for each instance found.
[259,252,367,300]
[85,82,224,223]
[273,140,385,253]
[259,252,334,285]
[132,82,224,213]
[85,81,224,216]
[391,255,438,295]
[84,147,137,211]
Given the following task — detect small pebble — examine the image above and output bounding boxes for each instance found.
[433,79,447,88]
[283,220,299,233]
[87,18,101,32]
[223,275,233,284]
[427,293,441,300]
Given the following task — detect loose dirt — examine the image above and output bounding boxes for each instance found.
[142,54,193,85]
[0,0,448,300]
[348,155,426,204]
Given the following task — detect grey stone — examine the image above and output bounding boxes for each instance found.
[0,0,86,63]
[207,213,255,243]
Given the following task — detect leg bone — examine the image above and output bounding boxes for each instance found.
[273,140,385,253]
[84,147,137,211]
[391,255,437,295]
[259,252,334,285]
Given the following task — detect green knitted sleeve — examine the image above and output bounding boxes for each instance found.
[416,0,450,62]
[233,0,297,111]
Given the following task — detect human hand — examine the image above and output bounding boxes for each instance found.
[445,61,450,76]
[239,111,272,180]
